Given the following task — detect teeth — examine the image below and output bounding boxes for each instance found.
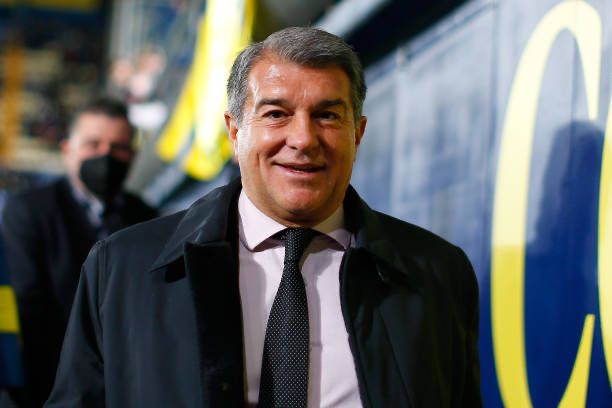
[277,163,323,172]
[284,164,318,171]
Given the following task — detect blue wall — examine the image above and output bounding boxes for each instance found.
[352,0,612,405]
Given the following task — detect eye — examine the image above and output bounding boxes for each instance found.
[264,110,287,119]
[110,143,134,155]
[316,111,340,121]
[81,140,100,150]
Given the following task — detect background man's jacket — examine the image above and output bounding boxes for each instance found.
[46,178,481,407]
[1,177,157,407]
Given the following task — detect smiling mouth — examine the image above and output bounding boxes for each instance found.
[277,163,325,173]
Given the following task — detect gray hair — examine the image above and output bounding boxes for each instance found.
[227,26,367,126]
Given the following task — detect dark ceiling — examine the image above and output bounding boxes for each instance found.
[258,0,468,68]
[344,0,468,67]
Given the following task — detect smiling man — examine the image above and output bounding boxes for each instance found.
[46,28,481,408]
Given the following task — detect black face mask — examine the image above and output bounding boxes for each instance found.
[79,154,130,202]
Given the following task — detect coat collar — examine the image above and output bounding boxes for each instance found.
[150,177,424,289]
[150,178,242,272]
[344,186,424,289]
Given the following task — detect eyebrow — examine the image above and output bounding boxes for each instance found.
[313,99,348,113]
[254,98,348,113]
[254,98,290,112]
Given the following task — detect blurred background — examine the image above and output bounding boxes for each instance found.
[1,0,611,406]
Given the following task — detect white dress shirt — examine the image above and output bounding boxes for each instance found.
[238,191,363,407]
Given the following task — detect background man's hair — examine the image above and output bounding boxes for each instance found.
[68,96,133,138]
[227,26,367,126]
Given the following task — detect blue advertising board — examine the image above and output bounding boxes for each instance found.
[352,0,612,405]
[0,236,22,388]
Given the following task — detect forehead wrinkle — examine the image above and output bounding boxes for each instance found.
[246,57,353,117]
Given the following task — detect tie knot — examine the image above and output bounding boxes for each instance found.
[282,228,318,263]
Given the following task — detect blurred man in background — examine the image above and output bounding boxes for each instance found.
[1,98,157,407]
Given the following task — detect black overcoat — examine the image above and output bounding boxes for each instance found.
[46,178,481,407]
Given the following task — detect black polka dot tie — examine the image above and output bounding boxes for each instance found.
[258,228,318,408]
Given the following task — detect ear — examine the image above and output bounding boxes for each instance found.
[224,111,240,156]
[355,116,367,147]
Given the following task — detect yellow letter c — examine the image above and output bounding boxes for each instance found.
[491,1,601,406]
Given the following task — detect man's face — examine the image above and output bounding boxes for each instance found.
[225,54,367,227]
[61,112,134,193]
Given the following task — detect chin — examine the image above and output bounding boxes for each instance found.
[280,192,322,211]
[279,196,335,224]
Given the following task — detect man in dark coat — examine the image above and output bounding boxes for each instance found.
[1,98,157,407]
[47,28,481,407]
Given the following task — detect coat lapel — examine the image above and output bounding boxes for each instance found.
[184,241,244,407]
[341,248,419,407]
[57,178,98,245]
[149,178,245,407]
[342,186,429,408]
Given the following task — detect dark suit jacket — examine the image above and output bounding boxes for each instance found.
[1,177,157,408]
[46,178,481,407]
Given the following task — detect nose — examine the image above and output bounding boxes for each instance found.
[286,112,319,152]
[98,141,112,156]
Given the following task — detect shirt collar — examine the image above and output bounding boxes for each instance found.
[69,180,104,225]
[238,190,351,251]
